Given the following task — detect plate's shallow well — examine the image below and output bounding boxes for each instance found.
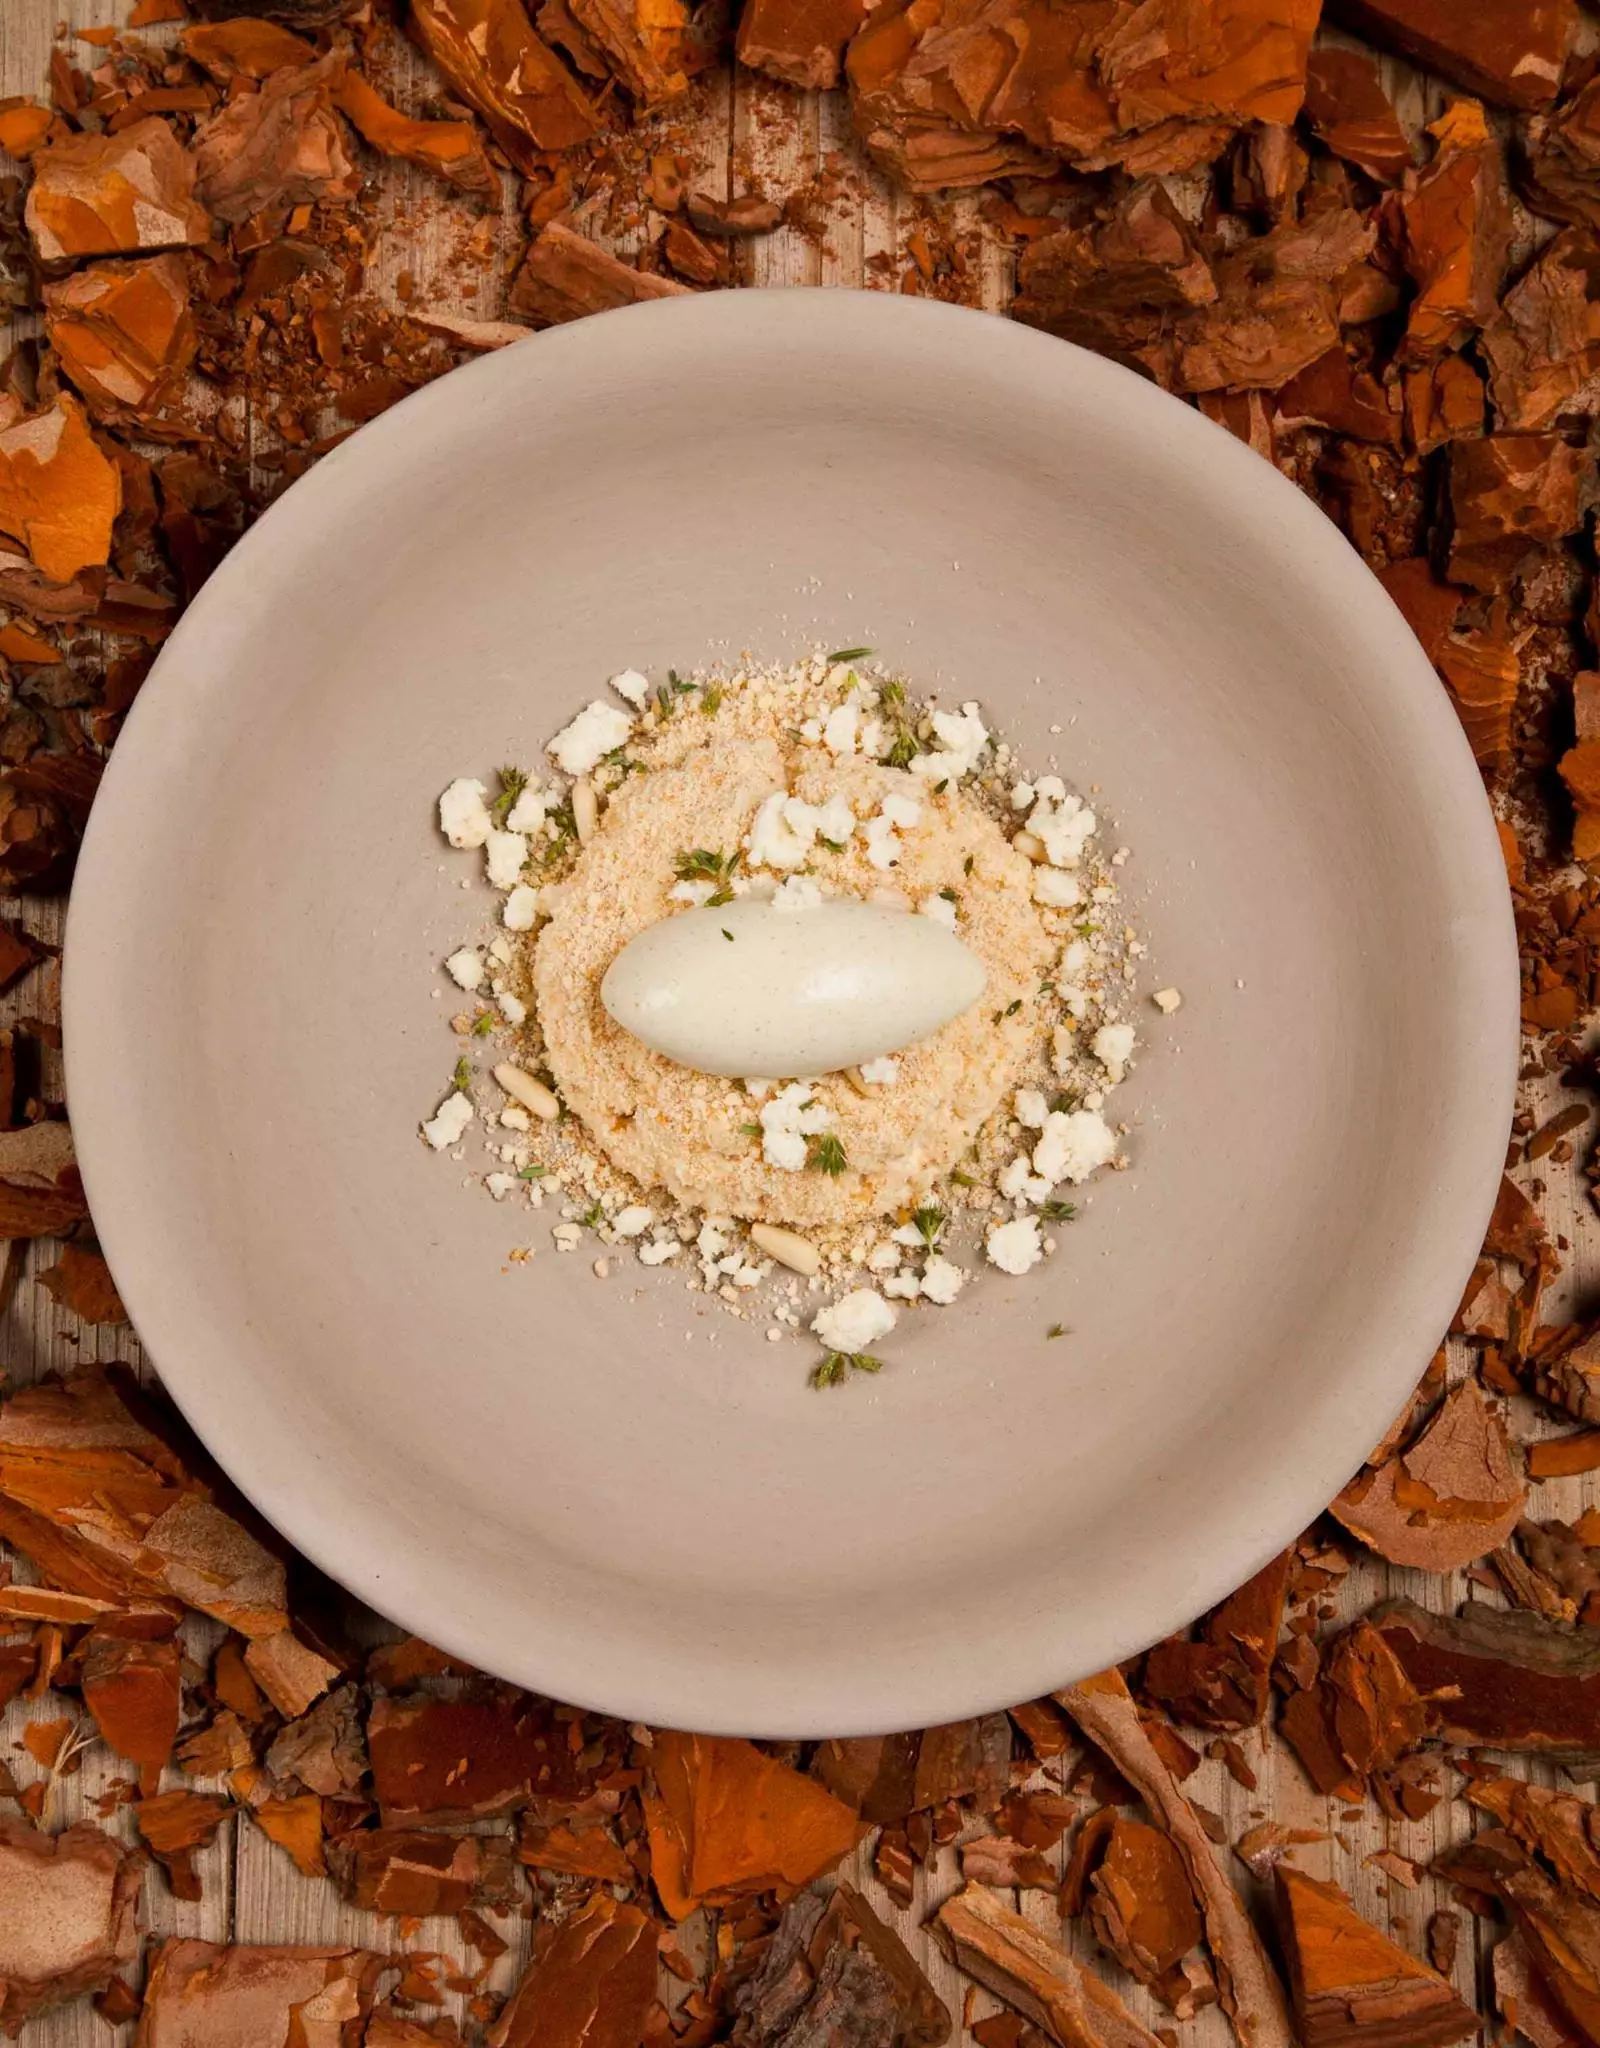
[66,290,1516,1736]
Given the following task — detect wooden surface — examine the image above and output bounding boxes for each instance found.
[0,2,1581,2042]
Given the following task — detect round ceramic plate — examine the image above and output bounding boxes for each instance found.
[65,289,1517,1736]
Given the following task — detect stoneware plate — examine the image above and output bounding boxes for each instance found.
[65,288,1517,1736]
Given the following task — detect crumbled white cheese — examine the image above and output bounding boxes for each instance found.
[986,1215,1044,1275]
[421,1092,473,1151]
[1015,1087,1050,1128]
[445,947,484,991]
[488,936,514,966]
[772,874,825,912]
[999,1153,1051,1203]
[697,1217,733,1263]
[863,793,923,870]
[919,892,957,930]
[822,702,859,757]
[920,1256,966,1304]
[910,702,989,781]
[609,668,652,709]
[638,1237,679,1265]
[1034,1107,1117,1185]
[813,1287,897,1352]
[484,829,527,891]
[439,778,491,849]
[759,1083,831,1170]
[891,1222,928,1248]
[858,1055,900,1086]
[498,991,528,1027]
[812,795,856,845]
[503,884,541,931]
[1033,868,1082,909]
[1092,1021,1136,1082]
[553,1223,582,1251]
[1009,779,1035,811]
[742,1077,776,1099]
[1028,780,1097,867]
[611,1204,654,1238]
[747,791,813,871]
[883,1272,921,1300]
[485,1172,517,1200]
[500,1105,532,1131]
[505,783,550,833]
[1153,986,1183,1013]
[670,878,717,906]
[866,1240,902,1272]
[548,701,634,775]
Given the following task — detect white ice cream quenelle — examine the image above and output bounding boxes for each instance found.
[601,898,987,1079]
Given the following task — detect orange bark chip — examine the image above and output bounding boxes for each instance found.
[645,1730,866,1916]
[333,71,500,202]
[44,255,196,425]
[1275,1864,1477,2047]
[0,396,122,588]
[488,1893,657,2048]
[179,19,316,79]
[25,117,212,265]
[408,0,602,171]
[0,100,53,158]
[0,1816,141,2033]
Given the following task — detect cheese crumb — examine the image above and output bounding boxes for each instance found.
[883,1272,921,1300]
[439,778,492,849]
[1092,1022,1136,1082]
[503,884,541,932]
[548,701,634,775]
[920,1256,966,1304]
[613,1204,654,1237]
[919,892,957,931]
[1033,869,1082,909]
[1015,1087,1049,1128]
[822,702,859,757]
[863,794,922,870]
[858,1055,900,1086]
[445,948,484,991]
[813,1287,897,1351]
[986,1215,1043,1275]
[553,1223,581,1251]
[1033,1107,1117,1185]
[421,1092,474,1151]
[1153,987,1183,1013]
[910,702,989,780]
[484,829,527,891]
[772,874,825,912]
[759,1083,832,1170]
[610,668,652,709]
[866,1240,901,1272]
[1028,782,1097,867]
[485,1172,517,1200]
[498,991,528,1026]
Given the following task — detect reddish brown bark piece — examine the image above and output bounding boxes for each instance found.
[1530,1430,1600,1479]
[812,1729,922,1822]
[43,254,196,428]
[82,1630,183,1783]
[1482,229,1600,432]
[935,1882,1165,2048]
[509,220,693,324]
[1398,100,1513,362]
[0,1364,289,1635]
[1468,1776,1600,1903]
[737,0,868,90]
[1404,353,1485,454]
[644,1729,864,1917]
[1377,1595,1600,1758]
[566,0,688,104]
[408,0,601,171]
[1488,1175,1548,1268]
[736,1883,952,2046]
[0,395,122,589]
[1277,1620,1431,1800]
[486,1893,656,2048]
[1301,48,1411,182]
[1522,76,1600,236]
[0,1816,141,2032]
[329,1828,511,1916]
[266,1684,365,1795]
[368,1693,591,1825]
[518,1816,632,1882]
[0,1117,86,1238]
[1330,1378,1524,1572]
[1275,1865,1477,2048]
[193,55,361,225]
[0,100,53,157]
[1327,0,1575,113]
[134,1940,384,2046]
[1057,1668,1293,2048]
[332,71,499,201]
[25,120,211,266]
[243,1625,340,1718]
[136,1789,231,1901]
[246,1795,326,1878]
[1088,1815,1208,2013]
[1142,1549,1292,1730]
[1378,557,1463,663]
[1437,1832,1600,2048]
[1492,1929,1583,2048]
[685,191,784,235]
[846,0,1316,195]
[37,1245,127,1325]
[179,20,317,79]
[1275,349,1400,444]
[1445,435,1589,594]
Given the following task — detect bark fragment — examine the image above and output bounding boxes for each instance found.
[0,1817,141,2033]
[509,220,694,323]
[25,119,212,266]
[1274,1864,1478,2048]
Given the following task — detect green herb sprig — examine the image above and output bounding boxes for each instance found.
[807,1132,848,1176]
[811,1350,883,1388]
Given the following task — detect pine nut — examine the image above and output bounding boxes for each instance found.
[1012,830,1046,862]
[750,1222,821,1277]
[494,1063,559,1120]
[572,778,599,844]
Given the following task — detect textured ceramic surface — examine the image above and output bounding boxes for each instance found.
[65,290,1517,1737]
